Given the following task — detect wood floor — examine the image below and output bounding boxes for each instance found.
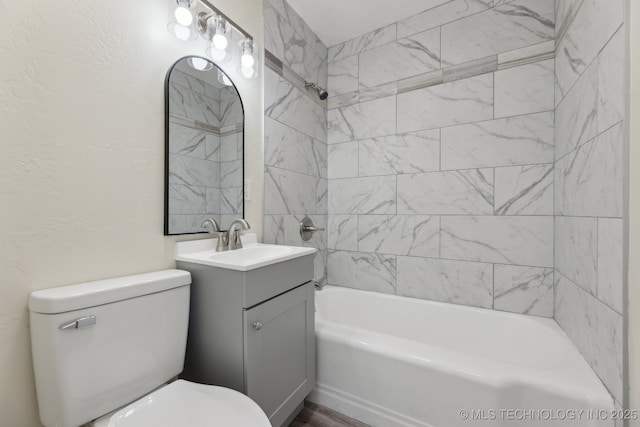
[289,401,369,427]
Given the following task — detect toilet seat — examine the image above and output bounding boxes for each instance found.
[92,380,271,427]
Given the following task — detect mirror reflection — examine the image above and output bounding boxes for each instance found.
[165,56,244,235]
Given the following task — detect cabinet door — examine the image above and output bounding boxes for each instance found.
[244,282,315,427]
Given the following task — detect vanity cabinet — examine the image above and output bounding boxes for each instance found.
[177,254,315,427]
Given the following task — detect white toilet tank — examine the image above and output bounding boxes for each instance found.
[29,269,191,427]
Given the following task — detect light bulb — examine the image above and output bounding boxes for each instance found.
[212,33,228,50]
[241,53,254,68]
[174,6,193,26]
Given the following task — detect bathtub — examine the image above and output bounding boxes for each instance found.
[308,286,614,427]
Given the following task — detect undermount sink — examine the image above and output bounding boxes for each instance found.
[175,233,316,271]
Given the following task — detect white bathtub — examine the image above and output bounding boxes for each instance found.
[308,286,614,427]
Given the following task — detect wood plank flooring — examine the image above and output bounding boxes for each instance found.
[289,401,369,427]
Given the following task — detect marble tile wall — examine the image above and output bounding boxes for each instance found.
[326,0,556,317]
[168,69,243,233]
[553,0,624,408]
[263,0,328,284]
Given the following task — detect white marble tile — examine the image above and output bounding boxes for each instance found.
[327,215,358,250]
[554,62,598,160]
[494,59,554,118]
[264,166,317,215]
[557,123,623,217]
[328,176,396,214]
[358,130,440,176]
[283,215,327,250]
[327,250,396,294]
[220,159,242,189]
[265,69,326,141]
[220,134,239,162]
[397,0,493,39]
[316,177,328,214]
[312,139,327,179]
[398,169,494,215]
[555,0,623,101]
[598,27,625,133]
[264,2,284,60]
[205,133,220,161]
[220,96,243,128]
[555,273,623,403]
[396,256,493,308]
[328,91,359,110]
[168,184,206,215]
[555,0,582,37]
[328,96,396,143]
[359,28,440,88]
[494,164,553,215]
[169,123,206,158]
[168,154,219,188]
[328,24,397,63]
[358,215,440,257]
[169,83,220,126]
[265,117,319,177]
[315,250,328,285]
[328,55,358,96]
[441,112,554,170]
[263,214,286,245]
[327,142,358,179]
[170,69,206,94]
[221,188,242,215]
[205,188,221,215]
[555,216,597,295]
[442,216,553,267]
[440,0,554,66]
[493,265,553,317]
[397,74,493,133]
[597,218,623,314]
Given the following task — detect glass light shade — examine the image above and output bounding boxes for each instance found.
[167,23,197,41]
[237,38,258,79]
[240,66,255,78]
[207,46,228,62]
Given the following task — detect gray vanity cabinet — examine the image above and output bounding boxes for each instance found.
[177,254,315,427]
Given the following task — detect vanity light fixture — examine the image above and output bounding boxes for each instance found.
[238,38,258,79]
[167,0,257,79]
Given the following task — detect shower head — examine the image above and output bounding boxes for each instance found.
[305,82,328,100]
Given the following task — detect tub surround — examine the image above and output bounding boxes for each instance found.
[553,0,625,408]
[326,0,556,317]
[263,0,328,286]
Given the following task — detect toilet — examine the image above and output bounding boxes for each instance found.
[28,269,271,427]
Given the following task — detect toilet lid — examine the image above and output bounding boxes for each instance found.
[95,380,271,427]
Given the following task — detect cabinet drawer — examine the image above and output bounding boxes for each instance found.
[242,254,314,308]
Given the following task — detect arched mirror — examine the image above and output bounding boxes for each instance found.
[164,56,244,235]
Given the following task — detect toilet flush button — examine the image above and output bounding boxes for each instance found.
[59,315,96,330]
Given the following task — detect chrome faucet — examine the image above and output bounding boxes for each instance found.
[227,219,251,250]
[200,218,228,252]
